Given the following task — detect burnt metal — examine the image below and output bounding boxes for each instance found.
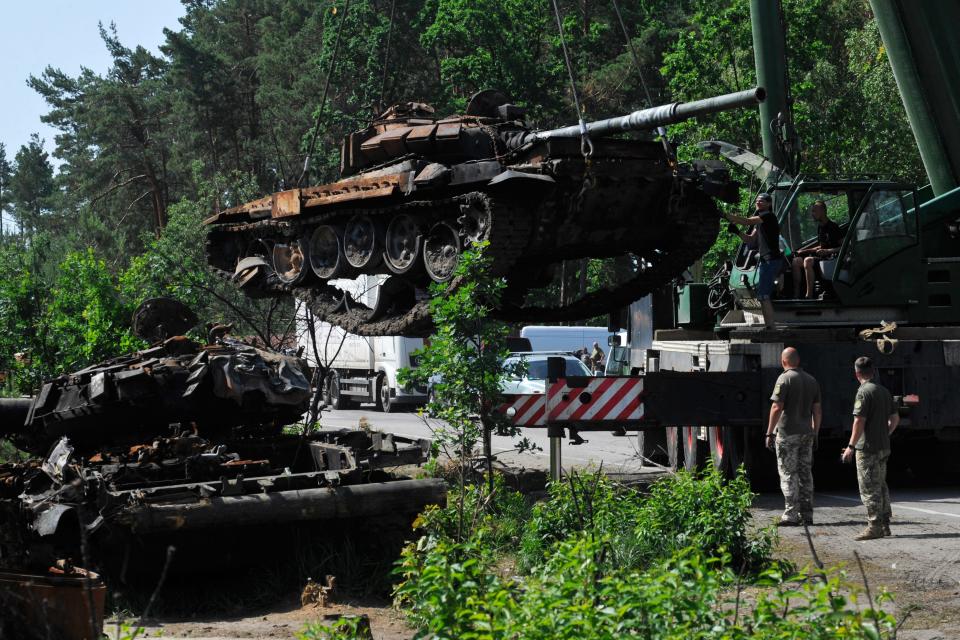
[205,88,765,336]
[0,336,440,575]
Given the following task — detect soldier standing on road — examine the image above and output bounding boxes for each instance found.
[842,356,899,540]
[767,347,822,526]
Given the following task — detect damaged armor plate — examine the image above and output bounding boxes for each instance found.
[0,335,443,573]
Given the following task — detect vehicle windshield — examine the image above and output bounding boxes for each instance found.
[505,356,592,380]
[779,188,854,252]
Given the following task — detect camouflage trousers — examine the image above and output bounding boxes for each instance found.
[855,449,891,527]
[775,432,815,522]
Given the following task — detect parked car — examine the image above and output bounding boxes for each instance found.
[502,352,594,395]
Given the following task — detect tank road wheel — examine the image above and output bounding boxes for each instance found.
[384,215,423,275]
[344,214,382,271]
[682,426,705,473]
[272,238,310,285]
[423,222,461,282]
[459,202,491,244]
[309,225,349,279]
[666,426,682,471]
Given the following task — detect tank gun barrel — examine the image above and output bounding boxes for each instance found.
[526,87,766,143]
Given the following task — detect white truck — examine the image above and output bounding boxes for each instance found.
[298,276,427,412]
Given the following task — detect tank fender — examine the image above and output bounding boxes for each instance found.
[487,170,556,197]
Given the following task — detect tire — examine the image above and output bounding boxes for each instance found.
[666,426,682,471]
[682,426,706,473]
[637,429,668,467]
[376,375,395,413]
[708,426,745,477]
[329,373,355,410]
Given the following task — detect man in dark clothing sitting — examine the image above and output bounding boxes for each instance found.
[792,200,844,298]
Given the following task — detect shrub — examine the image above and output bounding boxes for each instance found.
[517,472,644,573]
[632,465,773,571]
[393,533,514,640]
[518,466,772,575]
[416,475,529,549]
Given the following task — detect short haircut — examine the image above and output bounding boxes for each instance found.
[757,193,773,202]
[813,199,826,208]
[854,356,873,375]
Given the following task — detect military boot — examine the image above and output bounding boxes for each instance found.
[854,525,884,541]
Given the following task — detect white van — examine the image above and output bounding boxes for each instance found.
[519,326,613,355]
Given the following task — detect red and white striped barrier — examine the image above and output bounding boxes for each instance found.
[546,377,643,423]
[498,377,644,427]
[499,393,546,426]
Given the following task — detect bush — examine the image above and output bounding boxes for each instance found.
[517,472,644,573]
[415,475,529,549]
[632,465,773,571]
[398,531,895,639]
[518,466,772,574]
[394,533,513,640]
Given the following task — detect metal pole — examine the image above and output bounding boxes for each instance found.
[750,0,790,170]
[870,0,960,196]
[549,435,562,482]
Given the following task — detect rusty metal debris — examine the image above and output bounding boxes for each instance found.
[0,318,443,585]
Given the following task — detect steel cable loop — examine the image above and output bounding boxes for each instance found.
[298,0,352,187]
[549,0,594,175]
[378,0,397,112]
[610,0,674,160]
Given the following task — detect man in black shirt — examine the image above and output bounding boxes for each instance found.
[792,200,844,298]
[725,193,781,329]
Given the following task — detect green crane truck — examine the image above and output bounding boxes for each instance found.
[625,0,960,485]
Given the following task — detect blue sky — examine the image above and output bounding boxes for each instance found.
[0,1,186,161]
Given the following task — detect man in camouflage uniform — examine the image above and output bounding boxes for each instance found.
[842,356,900,540]
[767,347,822,526]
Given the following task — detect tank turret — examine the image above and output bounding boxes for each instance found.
[205,88,765,336]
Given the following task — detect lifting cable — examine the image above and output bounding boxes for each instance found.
[610,0,674,160]
[298,0,352,188]
[378,0,397,112]
[549,0,594,164]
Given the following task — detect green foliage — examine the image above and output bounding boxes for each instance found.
[44,249,142,373]
[517,472,645,573]
[395,476,895,640]
[400,244,535,507]
[297,615,371,640]
[0,242,142,391]
[634,465,774,571]
[518,466,771,575]
[414,476,529,551]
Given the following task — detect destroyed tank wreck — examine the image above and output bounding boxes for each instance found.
[205,88,765,336]
[0,314,442,576]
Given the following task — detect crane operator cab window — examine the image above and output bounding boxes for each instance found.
[835,188,918,286]
[783,191,851,299]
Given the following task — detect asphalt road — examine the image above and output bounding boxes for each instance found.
[318,403,656,475]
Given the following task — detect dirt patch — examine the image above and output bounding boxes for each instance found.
[110,595,414,639]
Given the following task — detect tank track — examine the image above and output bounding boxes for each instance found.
[207,186,718,336]
[206,192,532,336]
